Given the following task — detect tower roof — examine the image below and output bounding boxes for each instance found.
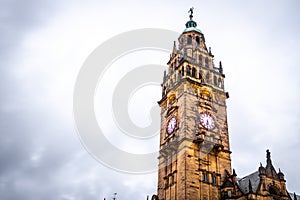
[183,7,202,33]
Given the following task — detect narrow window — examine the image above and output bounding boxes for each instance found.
[205,57,209,68]
[181,67,184,76]
[199,54,202,64]
[218,78,223,88]
[192,68,196,77]
[196,36,200,44]
[199,70,203,79]
[202,172,208,182]
[212,175,217,185]
[214,76,218,85]
[187,36,192,45]
[186,66,191,76]
[206,73,210,83]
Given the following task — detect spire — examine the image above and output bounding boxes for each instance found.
[219,61,223,74]
[172,41,177,55]
[266,149,272,165]
[278,168,285,180]
[233,169,237,176]
[259,162,266,175]
[265,149,278,179]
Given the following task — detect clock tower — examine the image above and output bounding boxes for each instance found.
[155,8,233,200]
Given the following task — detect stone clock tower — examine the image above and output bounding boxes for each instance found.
[151,8,298,200]
[155,8,232,200]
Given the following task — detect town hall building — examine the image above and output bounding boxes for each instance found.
[151,8,299,200]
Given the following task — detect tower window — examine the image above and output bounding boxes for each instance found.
[205,57,209,68]
[202,172,208,182]
[181,67,184,76]
[192,68,196,77]
[212,175,217,185]
[199,70,203,79]
[187,36,192,45]
[218,78,223,88]
[186,66,191,76]
[198,54,202,64]
[214,76,218,86]
[206,73,210,83]
[196,36,200,44]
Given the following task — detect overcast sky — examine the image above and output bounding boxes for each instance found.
[1,0,300,199]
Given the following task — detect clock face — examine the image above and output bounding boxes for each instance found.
[200,113,215,130]
[167,117,177,134]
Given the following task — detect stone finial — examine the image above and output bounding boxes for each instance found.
[163,70,167,81]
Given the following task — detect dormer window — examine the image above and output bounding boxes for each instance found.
[228,190,232,197]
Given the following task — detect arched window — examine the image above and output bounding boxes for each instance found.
[199,70,203,79]
[187,36,192,45]
[186,65,191,76]
[214,76,218,85]
[205,57,209,68]
[192,68,196,77]
[218,78,223,88]
[196,36,200,44]
[206,73,210,83]
[199,54,202,64]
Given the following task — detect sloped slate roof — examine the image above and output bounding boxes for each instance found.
[289,192,300,200]
[237,171,260,194]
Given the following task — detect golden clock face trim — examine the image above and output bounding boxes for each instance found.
[167,117,177,134]
[200,112,215,130]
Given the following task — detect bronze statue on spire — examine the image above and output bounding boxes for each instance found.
[188,7,194,20]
